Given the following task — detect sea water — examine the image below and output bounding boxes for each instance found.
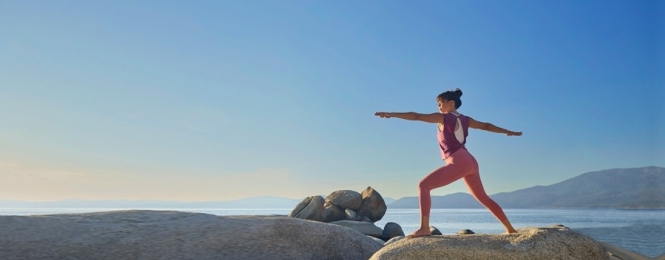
[1,208,663,257]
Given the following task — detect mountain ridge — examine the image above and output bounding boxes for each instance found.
[391,166,665,209]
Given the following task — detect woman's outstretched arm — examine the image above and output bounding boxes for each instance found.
[375,112,442,124]
[469,117,522,136]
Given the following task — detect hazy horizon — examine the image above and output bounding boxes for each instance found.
[2,166,662,203]
[1,1,663,202]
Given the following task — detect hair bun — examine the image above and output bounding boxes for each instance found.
[454,88,463,98]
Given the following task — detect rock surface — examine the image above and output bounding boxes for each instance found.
[0,210,383,260]
[370,226,609,260]
[329,220,383,238]
[367,236,386,245]
[325,190,362,210]
[384,236,404,246]
[356,186,387,222]
[345,208,358,220]
[322,204,346,223]
[601,242,652,260]
[290,195,327,221]
[430,226,443,235]
[289,196,313,217]
[457,229,475,235]
[382,222,405,240]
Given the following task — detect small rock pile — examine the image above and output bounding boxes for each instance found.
[289,186,404,241]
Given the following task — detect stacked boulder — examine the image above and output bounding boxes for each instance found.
[289,186,403,241]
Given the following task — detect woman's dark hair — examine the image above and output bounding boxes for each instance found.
[437,88,463,109]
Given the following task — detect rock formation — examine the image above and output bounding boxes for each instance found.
[370,225,609,260]
[0,210,382,260]
[0,208,630,260]
[289,186,393,239]
[290,186,387,223]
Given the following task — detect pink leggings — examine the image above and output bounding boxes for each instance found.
[419,148,510,223]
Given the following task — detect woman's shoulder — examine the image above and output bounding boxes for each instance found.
[444,112,472,118]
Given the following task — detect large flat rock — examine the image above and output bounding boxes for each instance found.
[0,210,382,260]
[370,226,609,260]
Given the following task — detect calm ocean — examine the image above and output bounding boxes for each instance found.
[1,208,663,258]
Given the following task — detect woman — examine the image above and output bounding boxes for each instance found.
[375,88,520,237]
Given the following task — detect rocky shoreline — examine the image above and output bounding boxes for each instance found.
[0,210,655,260]
[0,187,658,260]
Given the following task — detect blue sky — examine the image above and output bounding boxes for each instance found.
[0,1,662,201]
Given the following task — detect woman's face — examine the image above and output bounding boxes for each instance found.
[438,98,454,113]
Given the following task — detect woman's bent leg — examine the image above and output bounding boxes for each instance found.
[418,163,467,217]
[463,173,517,233]
[408,162,469,238]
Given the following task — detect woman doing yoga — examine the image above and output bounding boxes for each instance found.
[375,88,520,238]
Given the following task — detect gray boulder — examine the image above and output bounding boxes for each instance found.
[345,208,358,220]
[369,226,609,260]
[367,236,386,245]
[430,226,442,235]
[291,195,326,221]
[457,229,475,235]
[356,186,387,222]
[329,220,383,238]
[322,204,346,223]
[325,190,362,210]
[382,222,405,240]
[0,210,383,260]
[348,210,371,222]
[384,236,404,247]
[289,196,313,217]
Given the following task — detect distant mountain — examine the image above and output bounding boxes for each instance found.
[0,196,302,209]
[494,166,665,208]
[389,166,665,209]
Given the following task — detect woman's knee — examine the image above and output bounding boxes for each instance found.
[473,194,494,205]
[418,180,432,192]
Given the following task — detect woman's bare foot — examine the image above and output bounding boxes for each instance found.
[406,228,432,238]
[504,229,518,234]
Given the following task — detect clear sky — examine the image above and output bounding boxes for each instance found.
[0,1,663,202]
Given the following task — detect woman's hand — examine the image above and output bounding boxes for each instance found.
[375,112,392,118]
[506,131,522,136]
